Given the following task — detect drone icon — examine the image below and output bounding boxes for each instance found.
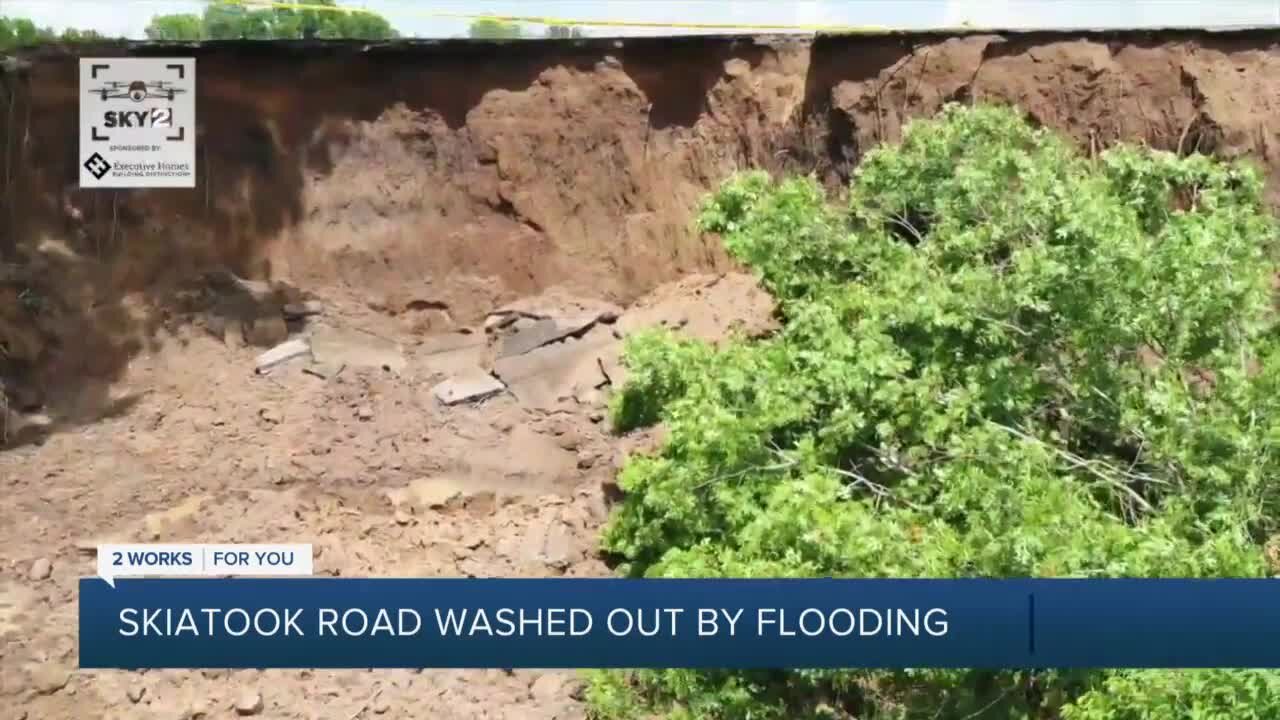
[87,80,187,103]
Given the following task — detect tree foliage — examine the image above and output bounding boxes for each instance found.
[0,16,111,50]
[595,104,1280,719]
[145,0,397,41]
[142,13,204,42]
[467,18,523,39]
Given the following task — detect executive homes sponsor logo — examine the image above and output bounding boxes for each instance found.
[83,152,112,180]
[80,58,196,188]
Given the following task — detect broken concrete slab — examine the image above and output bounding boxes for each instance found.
[493,325,619,411]
[498,313,605,358]
[431,369,506,406]
[499,318,559,357]
[486,290,623,346]
[254,339,311,374]
[310,327,406,373]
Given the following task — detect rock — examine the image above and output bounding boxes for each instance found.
[258,407,283,425]
[127,685,146,703]
[394,508,412,526]
[356,405,374,421]
[539,522,574,570]
[28,665,70,696]
[585,493,611,522]
[588,410,605,424]
[553,428,583,451]
[282,300,323,319]
[463,491,498,516]
[28,557,52,581]
[245,316,289,347]
[576,452,596,470]
[234,688,264,716]
[4,409,52,439]
[529,673,568,701]
[493,531,527,561]
[431,369,505,406]
[254,338,311,374]
[409,477,463,509]
[372,698,391,714]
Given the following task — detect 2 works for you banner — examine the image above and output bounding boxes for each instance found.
[80,578,1280,669]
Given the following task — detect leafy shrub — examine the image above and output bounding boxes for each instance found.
[0,16,113,50]
[593,104,1280,719]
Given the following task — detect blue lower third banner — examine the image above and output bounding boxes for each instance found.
[80,578,1280,669]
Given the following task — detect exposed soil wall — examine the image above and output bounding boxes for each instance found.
[1,31,1278,416]
[2,31,1280,720]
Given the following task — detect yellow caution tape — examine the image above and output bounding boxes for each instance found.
[206,0,893,33]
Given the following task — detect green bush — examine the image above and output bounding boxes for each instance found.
[594,104,1280,719]
[0,16,113,50]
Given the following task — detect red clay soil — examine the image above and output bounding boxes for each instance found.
[2,32,1278,404]
[0,30,1278,720]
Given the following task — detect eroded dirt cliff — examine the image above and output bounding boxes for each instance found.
[1,31,1278,410]
[1,30,1278,720]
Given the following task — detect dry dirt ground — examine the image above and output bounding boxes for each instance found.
[0,271,774,720]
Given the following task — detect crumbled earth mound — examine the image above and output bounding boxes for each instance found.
[0,272,771,720]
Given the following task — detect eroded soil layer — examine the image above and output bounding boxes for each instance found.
[1,30,1278,719]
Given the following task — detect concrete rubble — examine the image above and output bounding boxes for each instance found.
[432,369,506,405]
[254,339,312,374]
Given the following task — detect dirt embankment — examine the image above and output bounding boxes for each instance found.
[1,31,1278,418]
[0,30,1278,720]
